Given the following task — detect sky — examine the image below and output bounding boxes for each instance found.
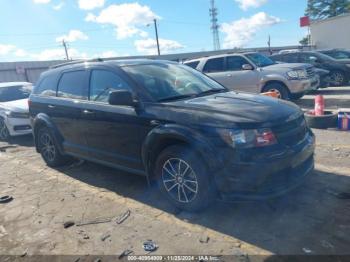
[0,0,309,62]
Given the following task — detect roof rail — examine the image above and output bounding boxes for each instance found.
[50,58,104,69]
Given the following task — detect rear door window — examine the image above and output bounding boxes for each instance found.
[57,71,88,100]
[184,61,200,69]
[89,70,131,103]
[203,58,225,73]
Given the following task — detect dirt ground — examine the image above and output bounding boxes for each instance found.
[0,87,350,260]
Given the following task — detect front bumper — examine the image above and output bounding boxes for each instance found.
[5,117,32,136]
[214,132,315,201]
[289,76,320,94]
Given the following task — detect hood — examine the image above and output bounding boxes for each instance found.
[145,92,302,129]
[0,99,29,113]
[262,63,310,73]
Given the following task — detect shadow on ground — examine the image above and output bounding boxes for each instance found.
[58,159,350,255]
[0,134,34,148]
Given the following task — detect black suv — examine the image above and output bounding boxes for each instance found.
[29,59,315,211]
[270,51,350,86]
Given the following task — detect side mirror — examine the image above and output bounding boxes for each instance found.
[242,64,254,70]
[309,57,318,63]
[108,90,136,107]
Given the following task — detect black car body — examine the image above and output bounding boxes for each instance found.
[271,51,350,86]
[29,59,315,211]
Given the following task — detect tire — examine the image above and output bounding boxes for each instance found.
[0,117,10,141]
[37,127,71,167]
[304,111,338,129]
[155,145,216,212]
[329,71,347,87]
[262,82,290,100]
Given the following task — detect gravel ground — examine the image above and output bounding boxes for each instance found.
[0,87,349,259]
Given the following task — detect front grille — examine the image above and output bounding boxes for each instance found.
[306,67,315,78]
[14,125,31,131]
[272,116,308,146]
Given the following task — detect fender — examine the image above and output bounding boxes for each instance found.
[32,113,64,154]
[141,123,224,179]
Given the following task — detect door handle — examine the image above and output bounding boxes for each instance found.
[48,105,56,109]
[83,109,95,114]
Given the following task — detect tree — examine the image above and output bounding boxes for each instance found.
[306,0,350,19]
[300,35,310,45]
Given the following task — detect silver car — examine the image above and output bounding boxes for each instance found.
[184,52,320,100]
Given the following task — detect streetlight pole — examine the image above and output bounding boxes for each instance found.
[153,19,160,56]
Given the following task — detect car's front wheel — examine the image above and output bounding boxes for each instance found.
[262,82,290,100]
[155,145,216,212]
[0,118,10,141]
[37,127,71,167]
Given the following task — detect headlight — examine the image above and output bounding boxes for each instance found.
[5,111,29,119]
[287,69,308,79]
[218,128,277,148]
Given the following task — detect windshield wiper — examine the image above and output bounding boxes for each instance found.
[158,94,197,102]
[195,89,227,97]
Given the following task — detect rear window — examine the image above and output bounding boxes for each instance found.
[34,74,57,96]
[0,84,33,102]
[57,71,88,100]
[203,58,224,73]
[184,61,200,69]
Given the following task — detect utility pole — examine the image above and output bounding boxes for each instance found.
[209,0,220,51]
[62,39,69,60]
[153,19,161,56]
[268,35,272,55]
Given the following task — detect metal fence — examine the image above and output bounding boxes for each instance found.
[0,45,309,84]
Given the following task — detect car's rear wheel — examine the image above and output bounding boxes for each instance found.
[0,118,10,141]
[329,71,347,86]
[262,83,290,100]
[155,145,216,212]
[38,127,70,167]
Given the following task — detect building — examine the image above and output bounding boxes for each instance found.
[311,13,350,49]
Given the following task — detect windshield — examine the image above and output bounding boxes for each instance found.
[327,50,350,59]
[123,63,226,102]
[0,84,33,102]
[246,53,276,67]
[315,52,337,62]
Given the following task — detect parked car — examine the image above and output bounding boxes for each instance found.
[315,68,331,88]
[29,59,315,211]
[184,52,319,100]
[270,51,350,86]
[0,82,33,140]
[318,49,350,60]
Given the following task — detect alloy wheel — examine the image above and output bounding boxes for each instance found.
[330,72,344,86]
[0,119,10,140]
[162,158,199,203]
[40,132,56,162]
